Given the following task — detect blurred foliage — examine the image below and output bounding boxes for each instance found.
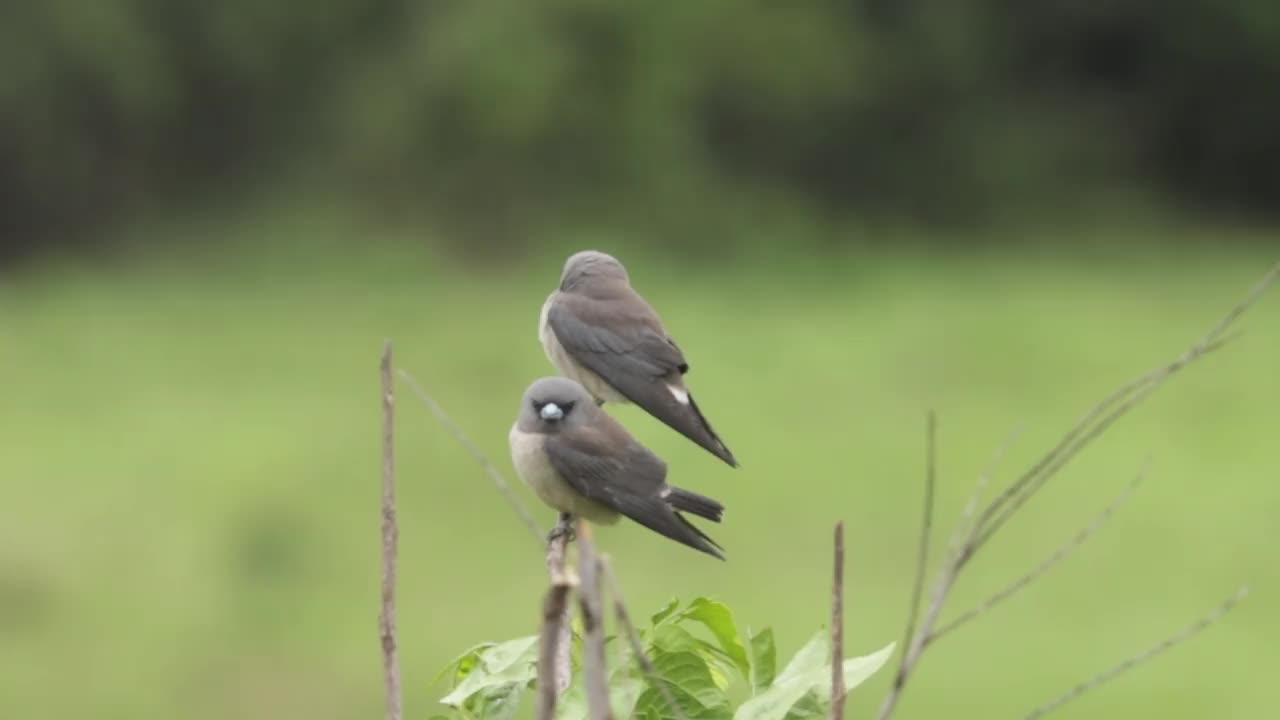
[433,595,894,720]
[3,0,1280,260]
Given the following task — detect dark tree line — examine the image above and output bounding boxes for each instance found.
[3,1,1278,261]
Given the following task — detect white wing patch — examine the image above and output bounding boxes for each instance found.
[667,384,690,404]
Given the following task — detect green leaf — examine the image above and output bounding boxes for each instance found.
[833,643,896,696]
[672,598,751,681]
[650,623,736,690]
[608,674,645,718]
[606,634,637,677]
[773,631,830,687]
[701,645,742,691]
[480,636,540,673]
[651,597,681,626]
[651,623,702,653]
[469,682,525,720]
[635,687,733,720]
[748,628,777,693]
[781,691,826,720]
[556,676,587,720]
[733,634,895,720]
[432,642,497,687]
[439,636,540,708]
[652,650,728,709]
[732,667,820,720]
[556,651,646,720]
[634,649,731,720]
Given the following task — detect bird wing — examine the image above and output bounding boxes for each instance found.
[543,423,724,558]
[547,292,738,467]
[547,291,689,379]
[543,422,667,515]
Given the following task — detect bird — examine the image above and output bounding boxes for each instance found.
[508,376,727,559]
[538,250,738,468]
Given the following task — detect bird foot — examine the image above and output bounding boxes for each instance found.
[547,514,577,545]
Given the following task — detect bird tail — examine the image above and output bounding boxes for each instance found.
[672,514,725,560]
[665,487,725,523]
[686,392,739,468]
[628,499,726,560]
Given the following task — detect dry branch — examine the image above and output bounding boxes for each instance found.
[877,262,1278,720]
[945,424,1023,565]
[578,522,614,720]
[881,412,937,718]
[1023,587,1250,719]
[970,263,1280,557]
[970,341,1218,556]
[379,341,403,720]
[538,513,575,720]
[932,463,1146,643]
[831,522,847,720]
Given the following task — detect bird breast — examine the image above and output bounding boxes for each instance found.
[508,425,621,525]
[539,292,629,404]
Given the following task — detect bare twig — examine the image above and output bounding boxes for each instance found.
[578,522,614,720]
[601,557,691,720]
[398,368,545,542]
[933,463,1146,643]
[970,263,1280,555]
[882,412,937,718]
[879,427,1022,720]
[971,370,1157,550]
[1023,586,1250,719]
[946,424,1023,565]
[877,261,1278,720]
[969,338,1225,555]
[538,513,575,720]
[379,341,403,720]
[831,522,846,720]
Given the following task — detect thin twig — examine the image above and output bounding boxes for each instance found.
[877,261,1279,720]
[1023,586,1250,719]
[831,522,846,720]
[971,262,1280,554]
[538,513,575,720]
[601,557,691,720]
[972,371,1155,546]
[578,522,614,720]
[887,413,937,701]
[379,341,403,720]
[945,424,1023,567]
[933,462,1147,643]
[880,425,1022,720]
[398,368,545,542]
[970,337,1235,555]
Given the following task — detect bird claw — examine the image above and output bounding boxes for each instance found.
[547,514,577,544]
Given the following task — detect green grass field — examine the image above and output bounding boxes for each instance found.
[2,219,1276,719]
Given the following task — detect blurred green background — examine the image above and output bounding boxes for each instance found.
[1,2,1278,719]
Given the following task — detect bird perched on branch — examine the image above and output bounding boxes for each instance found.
[538,250,738,468]
[509,376,726,559]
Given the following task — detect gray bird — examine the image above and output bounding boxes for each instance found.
[539,250,738,467]
[509,376,726,559]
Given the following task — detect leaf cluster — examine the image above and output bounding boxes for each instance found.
[433,597,894,720]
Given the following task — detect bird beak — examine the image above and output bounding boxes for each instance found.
[540,402,564,421]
